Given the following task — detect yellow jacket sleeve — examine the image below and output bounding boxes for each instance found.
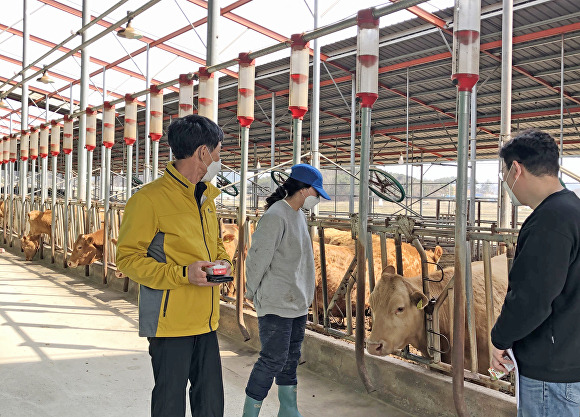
[116,192,190,290]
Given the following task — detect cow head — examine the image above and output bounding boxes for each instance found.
[21,234,40,261]
[67,234,102,268]
[366,265,430,358]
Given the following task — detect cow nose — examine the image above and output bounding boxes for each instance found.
[366,340,384,353]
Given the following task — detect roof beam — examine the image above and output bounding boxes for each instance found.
[38,0,237,78]
[0,22,177,94]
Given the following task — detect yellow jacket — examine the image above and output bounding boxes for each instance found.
[116,162,231,337]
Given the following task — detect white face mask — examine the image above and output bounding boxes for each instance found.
[201,148,221,182]
[502,164,522,207]
[301,189,320,210]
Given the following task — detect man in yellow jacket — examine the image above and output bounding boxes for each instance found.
[117,115,232,417]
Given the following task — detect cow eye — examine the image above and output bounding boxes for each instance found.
[396,307,405,314]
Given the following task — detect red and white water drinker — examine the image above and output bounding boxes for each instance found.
[3,136,8,164]
[451,0,481,91]
[356,9,379,109]
[198,67,216,121]
[20,130,29,161]
[289,34,310,120]
[39,123,49,158]
[85,107,97,151]
[9,134,17,163]
[29,127,38,160]
[124,94,137,146]
[150,84,163,141]
[63,114,74,155]
[103,102,115,149]
[237,53,255,128]
[50,120,61,157]
[179,74,194,118]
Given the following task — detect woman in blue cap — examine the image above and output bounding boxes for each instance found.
[242,163,330,417]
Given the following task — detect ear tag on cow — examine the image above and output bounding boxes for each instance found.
[416,299,423,310]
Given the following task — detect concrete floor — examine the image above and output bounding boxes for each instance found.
[0,250,413,417]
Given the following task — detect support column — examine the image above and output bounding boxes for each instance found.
[100,67,106,201]
[78,0,90,202]
[144,44,151,183]
[270,92,275,191]
[292,118,302,165]
[126,145,133,201]
[469,87,477,227]
[498,0,513,228]
[349,76,356,213]
[21,0,30,236]
[207,0,219,122]
[559,35,564,173]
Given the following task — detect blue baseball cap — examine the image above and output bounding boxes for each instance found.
[289,164,331,200]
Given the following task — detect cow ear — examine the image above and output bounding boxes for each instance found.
[86,236,94,244]
[433,246,443,263]
[410,291,429,310]
[382,265,396,274]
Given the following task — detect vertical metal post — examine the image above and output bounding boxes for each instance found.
[102,144,111,285]
[51,155,57,262]
[469,86,477,227]
[64,150,71,267]
[78,0,89,202]
[237,125,251,340]
[405,68,409,214]
[498,0,513,228]
[21,0,30,236]
[560,34,564,173]
[349,76,356,213]
[41,97,48,205]
[9,115,14,247]
[453,88,470,413]
[207,0,219,121]
[86,150,92,215]
[292,118,302,165]
[311,0,320,176]
[100,67,106,201]
[152,140,159,180]
[419,155,424,216]
[126,144,133,201]
[356,106,373,392]
[270,92,275,191]
[144,44,151,183]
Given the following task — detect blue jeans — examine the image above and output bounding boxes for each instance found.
[518,374,580,417]
[245,314,307,401]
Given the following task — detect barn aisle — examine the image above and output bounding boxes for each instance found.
[0,250,413,417]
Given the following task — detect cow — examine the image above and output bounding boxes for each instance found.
[21,234,42,261]
[67,228,109,268]
[20,210,53,260]
[313,241,443,318]
[221,223,239,263]
[27,209,52,236]
[366,254,508,375]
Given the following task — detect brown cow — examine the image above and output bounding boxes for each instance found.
[67,229,106,268]
[27,209,52,236]
[313,241,443,317]
[21,234,42,261]
[366,254,508,375]
[20,210,53,260]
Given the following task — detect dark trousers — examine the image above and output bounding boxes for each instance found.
[245,314,307,401]
[148,331,224,417]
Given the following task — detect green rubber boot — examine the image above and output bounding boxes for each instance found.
[277,385,303,417]
[242,395,262,417]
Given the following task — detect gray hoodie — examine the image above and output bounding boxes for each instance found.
[245,200,315,318]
